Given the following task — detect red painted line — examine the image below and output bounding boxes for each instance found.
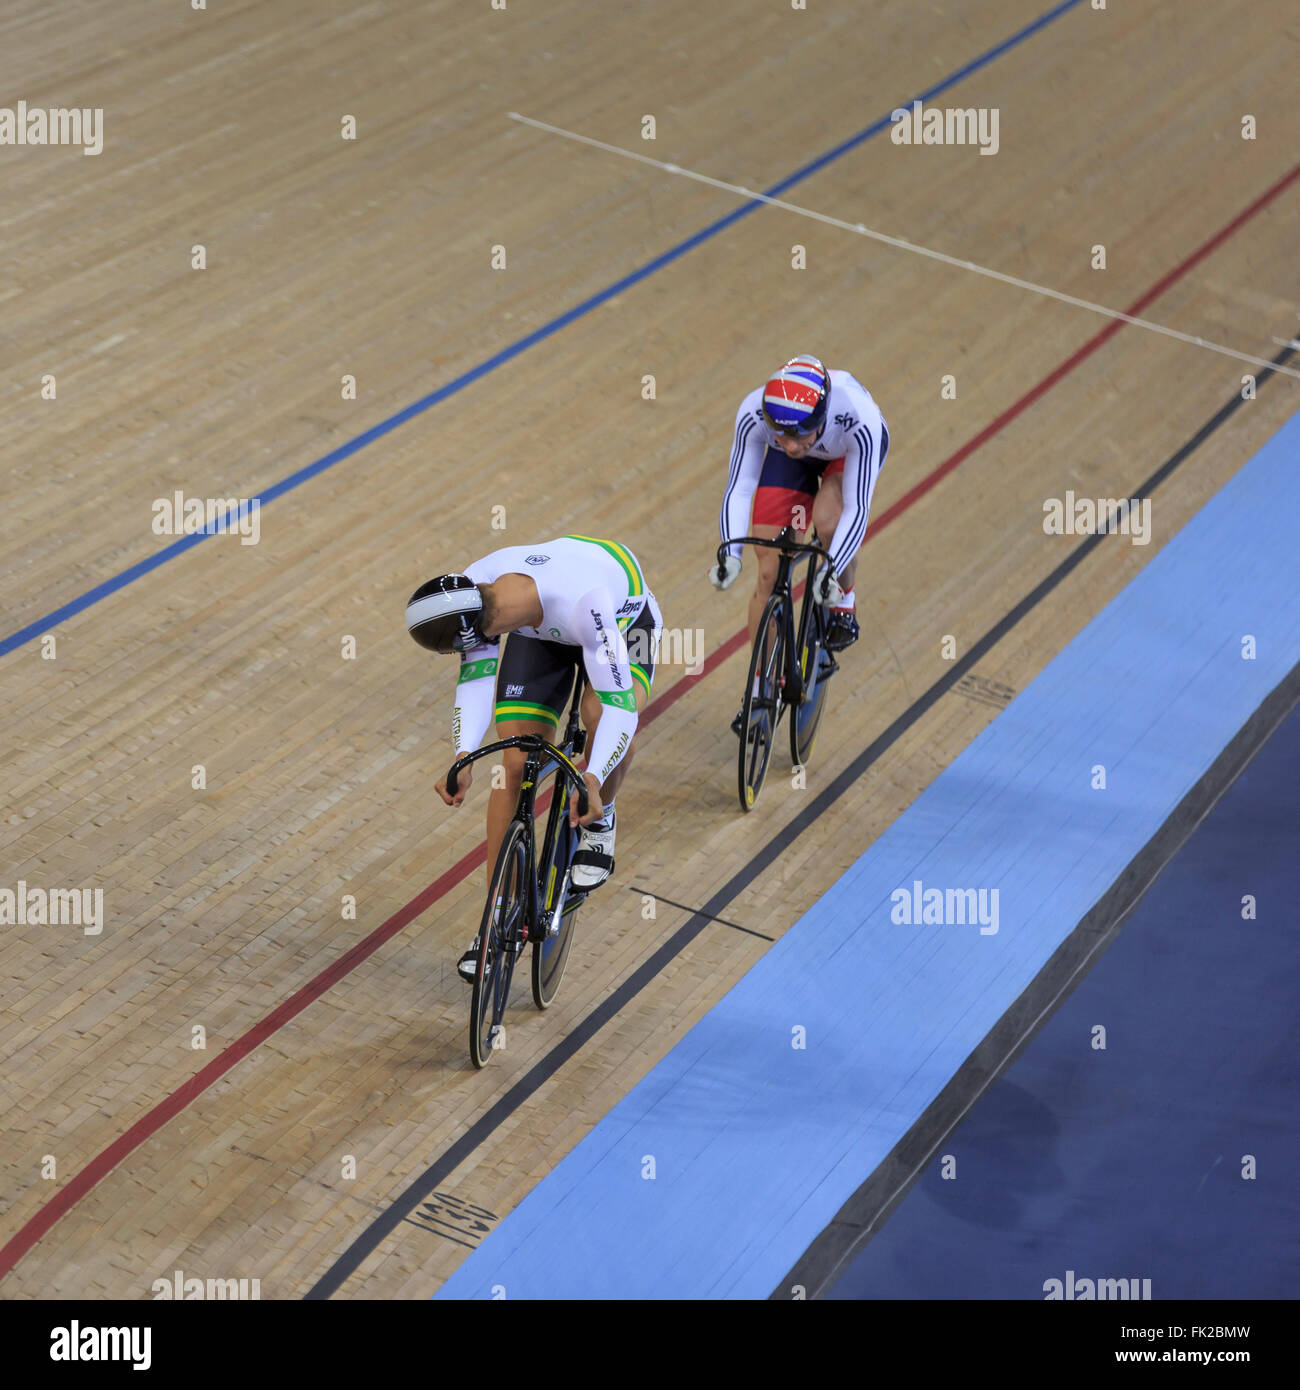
[2,161,1294,1285]
[0,842,484,1282]
[869,159,1300,529]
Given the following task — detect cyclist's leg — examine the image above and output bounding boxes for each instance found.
[748,523,783,644]
[566,664,647,892]
[812,459,868,651]
[749,447,817,643]
[485,634,577,880]
[812,429,886,595]
[485,717,554,873]
[811,459,850,586]
[459,636,575,980]
[568,601,656,890]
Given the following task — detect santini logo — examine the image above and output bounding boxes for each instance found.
[50,1322,150,1369]
[525,554,549,565]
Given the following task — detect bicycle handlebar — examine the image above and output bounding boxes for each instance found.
[446,735,589,818]
[718,531,834,570]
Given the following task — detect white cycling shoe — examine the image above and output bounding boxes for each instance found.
[570,808,616,893]
[457,939,484,984]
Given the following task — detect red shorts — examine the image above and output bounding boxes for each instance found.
[752,447,845,530]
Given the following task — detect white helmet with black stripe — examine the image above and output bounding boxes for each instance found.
[406,574,486,653]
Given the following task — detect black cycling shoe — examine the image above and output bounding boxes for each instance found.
[730,708,745,737]
[823,611,860,652]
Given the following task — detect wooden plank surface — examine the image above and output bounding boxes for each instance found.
[0,0,1296,1298]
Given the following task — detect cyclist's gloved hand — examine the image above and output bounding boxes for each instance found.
[708,555,742,590]
[814,566,845,607]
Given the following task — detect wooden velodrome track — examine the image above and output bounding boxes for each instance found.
[1,0,1296,1299]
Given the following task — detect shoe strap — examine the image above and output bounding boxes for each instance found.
[571,849,615,871]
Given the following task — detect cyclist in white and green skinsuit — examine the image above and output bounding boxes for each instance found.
[406,535,662,982]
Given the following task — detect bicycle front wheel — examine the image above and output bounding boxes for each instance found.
[470,819,528,1069]
[790,580,835,768]
[531,781,582,1009]
[738,593,788,812]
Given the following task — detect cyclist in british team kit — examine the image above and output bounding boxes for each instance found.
[707,355,890,733]
[406,536,662,981]
[405,358,882,980]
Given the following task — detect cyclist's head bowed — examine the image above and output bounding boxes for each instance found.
[406,574,497,653]
[761,355,829,438]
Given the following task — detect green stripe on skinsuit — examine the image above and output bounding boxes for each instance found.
[458,657,498,682]
[494,701,560,725]
[565,535,644,596]
[596,687,637,712]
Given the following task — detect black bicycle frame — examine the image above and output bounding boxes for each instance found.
[445,677,590,940]
[718,526,834,703]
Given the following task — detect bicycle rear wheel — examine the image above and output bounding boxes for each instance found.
[531,777,582,1009]
[738,593,787,812]
[790,579,835,767]
[470,819,528,1069]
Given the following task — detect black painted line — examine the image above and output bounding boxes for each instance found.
[778,657,1300,1300]
[776,348,1298,1298]
[305,346,1293,1300]
[627,886,766,938]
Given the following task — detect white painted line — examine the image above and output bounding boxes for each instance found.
[509,111,1300,383]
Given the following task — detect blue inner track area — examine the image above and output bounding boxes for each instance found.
[828,697,1300,1300]
[436,412,1300,1300]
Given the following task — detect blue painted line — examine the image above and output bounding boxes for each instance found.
[828,699,1300,1300]
[0,0,1088,662]
[434,409,1300,1299]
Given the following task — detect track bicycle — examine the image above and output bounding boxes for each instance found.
[719,527,840,812]
[445,675,592,1068]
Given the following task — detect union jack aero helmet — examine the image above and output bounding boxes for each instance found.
[761,356,830,437]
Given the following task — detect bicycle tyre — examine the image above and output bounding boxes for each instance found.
[789,577,835,768]
[470,819,528,1069]
[738,593,788,812]
[531,769,582,1008]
